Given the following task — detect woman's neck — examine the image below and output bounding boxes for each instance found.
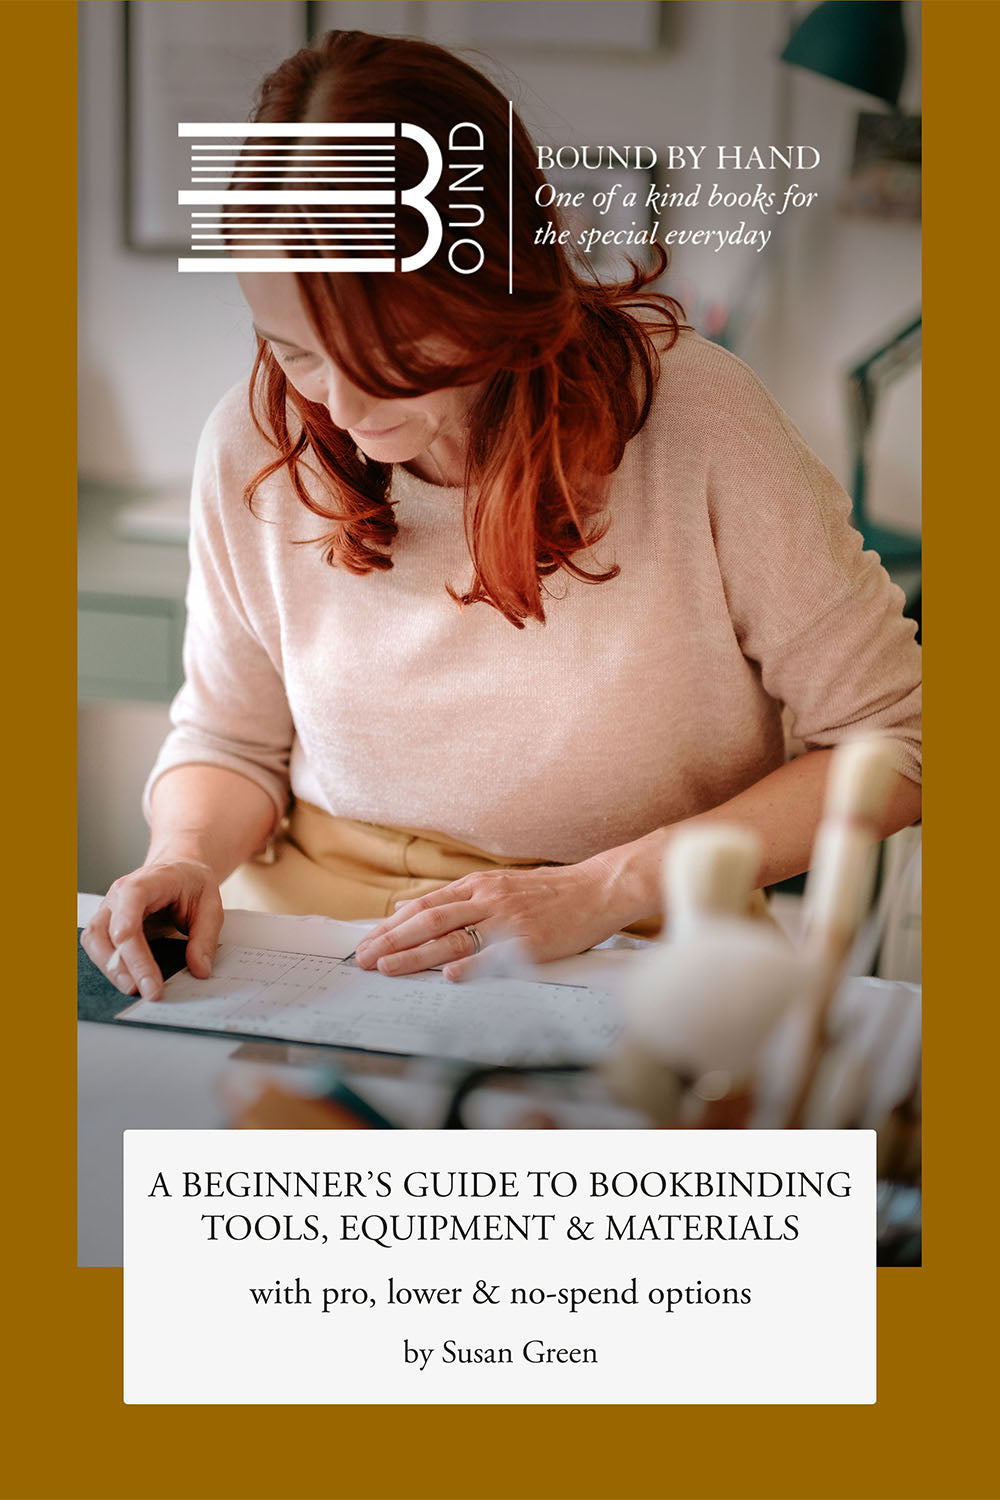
[402,431,466,487]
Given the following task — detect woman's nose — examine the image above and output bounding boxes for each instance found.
[321,363,377,431]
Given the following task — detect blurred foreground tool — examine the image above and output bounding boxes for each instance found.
[783,736,900,1128]
[230,1084,373,1129]
[606,824,806,1125]
[226,1072,396,1130]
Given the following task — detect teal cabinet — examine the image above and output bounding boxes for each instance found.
[78,485,190,703]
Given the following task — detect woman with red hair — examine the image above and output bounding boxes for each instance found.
[82,30,921,999]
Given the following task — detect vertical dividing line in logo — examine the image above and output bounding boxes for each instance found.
[178,122,405,272]
[508,100,514,295]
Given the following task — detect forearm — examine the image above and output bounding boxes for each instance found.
[590,748,922,928]
[146,765,280,882]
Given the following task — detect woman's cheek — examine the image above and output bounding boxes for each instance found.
[286,373,325,402]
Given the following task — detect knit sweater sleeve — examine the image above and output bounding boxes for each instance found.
[700,357,921,783]
[142,385,294,826]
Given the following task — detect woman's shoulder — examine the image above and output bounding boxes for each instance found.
[196,378,273,469]
[194,378,306,518]
[644,324,778,426]
[631,322,811,482]
[190,379,301,557]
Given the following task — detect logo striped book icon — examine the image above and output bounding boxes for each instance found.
[178,122,443,272]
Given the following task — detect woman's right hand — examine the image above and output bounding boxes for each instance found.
[79,858,224,1003]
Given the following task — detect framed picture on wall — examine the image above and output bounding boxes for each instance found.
[311,1,666,50]
[423,1,664,51]
[310,1,426,36]
[842,111,921,221]
[123,0,310,252]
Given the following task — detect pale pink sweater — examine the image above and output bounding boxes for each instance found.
[145,330,921,865]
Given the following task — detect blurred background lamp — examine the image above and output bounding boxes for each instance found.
[780,0,908,109]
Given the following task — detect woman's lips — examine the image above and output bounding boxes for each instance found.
[352,421,407,438]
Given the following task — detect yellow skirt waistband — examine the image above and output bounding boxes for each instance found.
[220,800,564,923]
[219,798,768,939]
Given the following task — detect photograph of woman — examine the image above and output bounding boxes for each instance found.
[80,25,921,1010]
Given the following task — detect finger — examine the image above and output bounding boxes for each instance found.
[80,912,139,996]
[185,890,224,978]
[103,943,141,997]
[375,924,489,978]
[356,898,483,969]
[356,900,434,953]
[356,882,476,956]
[80,901,112,957]
[106,943,140,997]
[442,954,477,983]
[106,882,168,1001]
[109,932,159,999]
[357,893,480,964]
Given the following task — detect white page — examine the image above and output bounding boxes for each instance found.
[212,907,366,958]
[117,938,623,1066]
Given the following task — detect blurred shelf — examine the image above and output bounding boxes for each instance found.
[78,481,189,703]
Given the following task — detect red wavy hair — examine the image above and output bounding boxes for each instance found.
[236,29,688,627]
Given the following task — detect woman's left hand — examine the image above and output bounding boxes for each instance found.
[353,858,631,981]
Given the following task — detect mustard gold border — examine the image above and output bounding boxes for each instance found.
[5,1,994,1496]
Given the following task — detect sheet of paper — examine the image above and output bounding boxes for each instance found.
[211,908,366,958]
[117,940,623,1065]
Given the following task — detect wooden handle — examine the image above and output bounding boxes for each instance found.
[824,735,899,825]
[663,824,761,936]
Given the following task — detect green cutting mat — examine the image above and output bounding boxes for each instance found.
[77,931,189,1024]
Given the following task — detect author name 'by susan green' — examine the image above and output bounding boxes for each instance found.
[404,1339,597,1371]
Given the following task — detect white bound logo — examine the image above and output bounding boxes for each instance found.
[177,122,443,273]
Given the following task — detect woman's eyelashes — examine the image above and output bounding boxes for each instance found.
[273,346,312,366]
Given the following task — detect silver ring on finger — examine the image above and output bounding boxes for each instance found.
[463,924,483,956]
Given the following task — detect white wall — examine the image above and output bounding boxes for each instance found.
[78,701,172,894]
[78,0,256,486]
[79,0,921,522]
